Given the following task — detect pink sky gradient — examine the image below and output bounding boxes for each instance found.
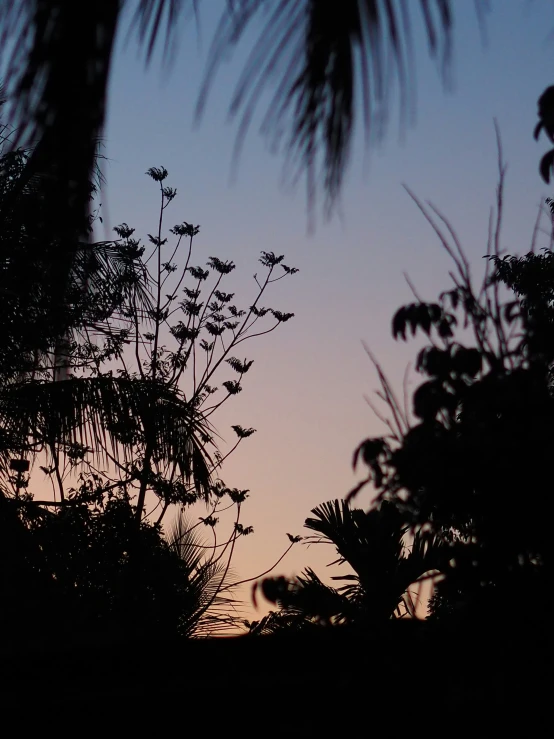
[92,1,554,620]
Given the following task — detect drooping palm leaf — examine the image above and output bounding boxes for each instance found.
[130,0,198,65]
[0,0,474,232]
[198,0,476,215]
[0,376,214,498]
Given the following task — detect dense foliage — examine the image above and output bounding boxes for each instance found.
[0,128,298,640]
[257,148,554,631]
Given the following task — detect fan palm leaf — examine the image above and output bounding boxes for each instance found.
[307,499,442,616]
[259,499,444,630]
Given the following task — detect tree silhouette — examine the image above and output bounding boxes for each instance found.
[0,159,298,642]
[0,100,148,386]
[0,0,479,232]
[349,151,554,625]
[248,131,554,637]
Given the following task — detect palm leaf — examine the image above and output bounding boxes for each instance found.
[70,240,153,323]
[0,1,481,233]
[258,499,444,629]
[130,0,196,65]
[198,0,471,215]
[286,567,355,625]
[260,567,356,627]
[0,376,214,497]
[168,510,241,636]
[305,499,406,580]
[245,609,309,635]
[303,499,442,622]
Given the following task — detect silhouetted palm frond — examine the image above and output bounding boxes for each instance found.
[169,510,240,636]
[70,239,153,326]
[130,0,198,65]
[0,376,214,497]
[244,609,312,635]
[306,499,406,578]
[259,499,443,629]
[0,1,483,231]
[199,0,477,216]
[281,567,355,625]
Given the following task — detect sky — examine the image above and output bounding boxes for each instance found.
[99,0,554,620]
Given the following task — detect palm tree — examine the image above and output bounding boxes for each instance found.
[248,499,443,634]
[0,0,474,231]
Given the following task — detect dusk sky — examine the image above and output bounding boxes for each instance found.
[99,0,554,615]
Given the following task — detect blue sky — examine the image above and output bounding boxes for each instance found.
[101,0,554,611]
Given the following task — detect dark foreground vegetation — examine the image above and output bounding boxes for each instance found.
[1,3,554,732]
[0,117,552,733]
[0,620,548,735]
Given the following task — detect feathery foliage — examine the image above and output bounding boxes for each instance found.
[0,0,478,230]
